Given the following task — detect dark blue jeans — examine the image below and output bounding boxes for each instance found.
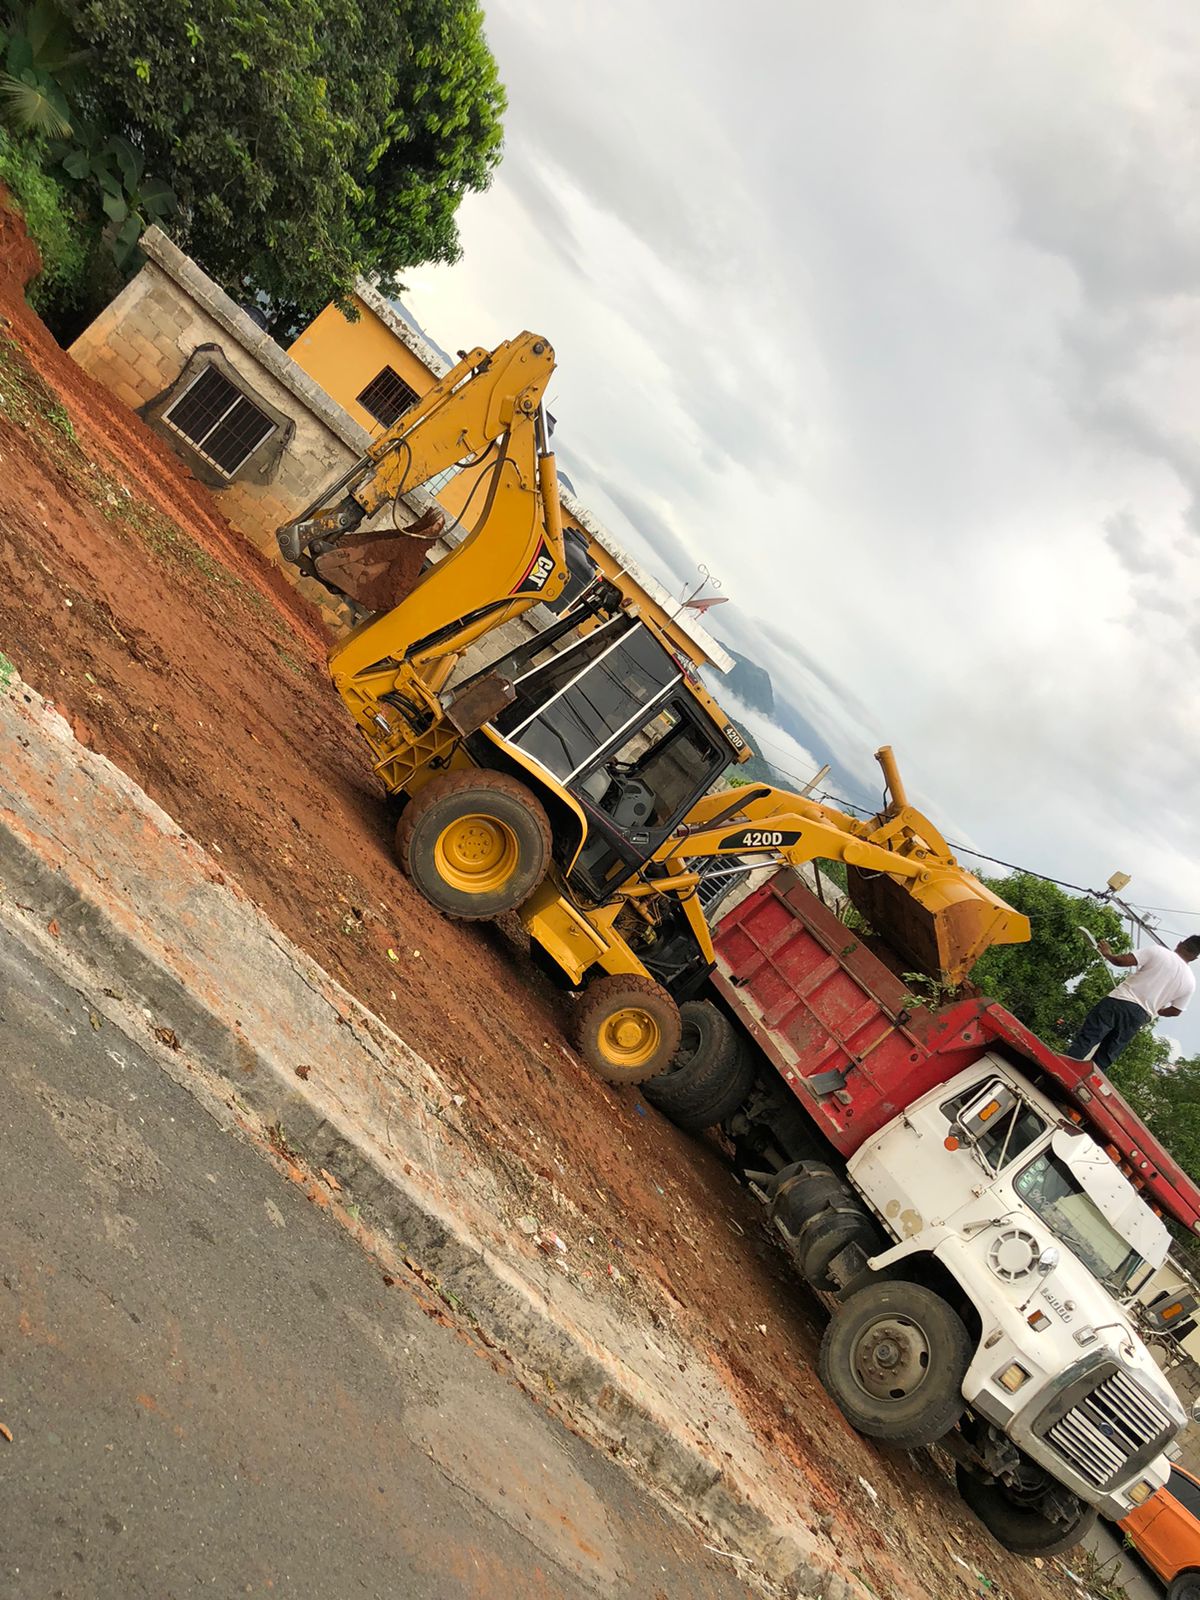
[1067,997,1150,1072]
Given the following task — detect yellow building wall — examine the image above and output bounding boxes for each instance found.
[287,297,435,438]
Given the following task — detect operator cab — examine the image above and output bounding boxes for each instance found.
[485,612,734,902]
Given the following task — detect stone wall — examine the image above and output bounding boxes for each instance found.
[69,227,376,630]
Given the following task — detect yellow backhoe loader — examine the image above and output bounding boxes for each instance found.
[278,333,1029,1083]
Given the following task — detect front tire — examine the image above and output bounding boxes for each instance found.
[397,769,551,920]
[573,975,682,1085]
[818,1280,970,1447]
[955,1463,1097,1557]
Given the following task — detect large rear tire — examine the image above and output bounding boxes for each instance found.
[955,1463,1097,1556]
[818,1280,970,1448]
[397,769,552,920]
[643,1000,757,1130]
[573,975,682,1086]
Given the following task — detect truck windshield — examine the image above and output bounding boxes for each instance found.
[1014,1149,1144,1293]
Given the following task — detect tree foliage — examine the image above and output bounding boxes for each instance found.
[0,121,86,302]
[0,0,504,326]
[970,872,1200,1179]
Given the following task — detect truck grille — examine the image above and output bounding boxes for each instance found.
[1047,1370,1172,1488]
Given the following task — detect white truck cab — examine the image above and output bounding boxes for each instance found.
[849,1056,1186,1524]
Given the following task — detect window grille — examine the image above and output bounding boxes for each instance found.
[164,366,274,476]
[357,366,420,428]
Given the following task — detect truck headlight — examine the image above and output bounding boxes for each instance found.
[997,1363,1031,1393]
[1128,1479,1155,1506]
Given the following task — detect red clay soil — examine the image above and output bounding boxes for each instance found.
[0,200,1082,1600]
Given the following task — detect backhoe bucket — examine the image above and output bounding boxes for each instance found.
[846,864,1030,989]
[278,505,446,613]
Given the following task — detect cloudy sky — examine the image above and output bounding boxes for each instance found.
[403,1,1200,1053]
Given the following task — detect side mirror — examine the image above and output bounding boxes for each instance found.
[955,1081,1018,1143]
[1190,1401,1200,1426]
[1037,1246,1060,1277]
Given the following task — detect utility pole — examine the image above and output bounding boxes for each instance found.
[1100,871,1167,949]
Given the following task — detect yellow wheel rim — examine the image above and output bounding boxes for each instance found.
[433,813,520,895]
[597,1006,661,1069]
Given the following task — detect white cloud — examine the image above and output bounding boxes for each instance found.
[405,0,1200,1048]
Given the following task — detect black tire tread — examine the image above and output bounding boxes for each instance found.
[818,1280,970,1448]
[955,1464,1098,1557]
[644,1002,756,1130]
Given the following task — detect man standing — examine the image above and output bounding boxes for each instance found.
[1067,935,1200,1072]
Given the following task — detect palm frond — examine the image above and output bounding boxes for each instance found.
[0,70,71,137]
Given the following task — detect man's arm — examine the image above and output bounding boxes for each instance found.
[1160,1005,1183,1017]
[1097,939,1138,968]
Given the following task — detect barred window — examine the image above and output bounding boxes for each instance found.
[164,366,274,476]
[357,366,420,428]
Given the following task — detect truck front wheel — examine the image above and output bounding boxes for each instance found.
[818,1280,970,1448]
[955,1463,1097,1556]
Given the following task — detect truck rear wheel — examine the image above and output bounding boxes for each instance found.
[819,1280,970,1447]
[643,1001,756,1130]
[954,1463,1097,1556]
[397,769,551,920]
[573,975,682,1085]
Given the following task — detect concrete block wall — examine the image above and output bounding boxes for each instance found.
[69,230,380,635]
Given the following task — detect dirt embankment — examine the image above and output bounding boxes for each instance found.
[0,197,1087,1600]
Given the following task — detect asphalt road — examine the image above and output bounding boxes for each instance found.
[0,924,754,1600]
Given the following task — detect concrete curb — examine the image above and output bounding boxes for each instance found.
[0,667,860,1600]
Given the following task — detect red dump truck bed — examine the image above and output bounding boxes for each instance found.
[711,870,1200,1235]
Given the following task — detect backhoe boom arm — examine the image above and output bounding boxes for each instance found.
[277,331,568,726]
[626,752,1030,987]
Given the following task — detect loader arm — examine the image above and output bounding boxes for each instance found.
[620,749,1030,987]
[278,332,567,694]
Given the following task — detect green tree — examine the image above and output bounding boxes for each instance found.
[2,0,504,327]
[969,871,1174,1136]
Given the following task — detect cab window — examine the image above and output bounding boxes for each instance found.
[1169,1468,1200,1522]
[584,704,723,831]
[941,1086,1046,1171]
[494,623,679,782]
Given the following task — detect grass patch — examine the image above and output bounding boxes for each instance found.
[273,643,307,677]
[0,330,282,622]
[0,128,88,312]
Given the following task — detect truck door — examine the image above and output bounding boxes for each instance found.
[849,1069,1046,1243]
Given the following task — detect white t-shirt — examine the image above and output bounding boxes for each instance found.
[1110,946,1195,1017]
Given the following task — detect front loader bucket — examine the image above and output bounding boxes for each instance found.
[847,865,1030,989]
